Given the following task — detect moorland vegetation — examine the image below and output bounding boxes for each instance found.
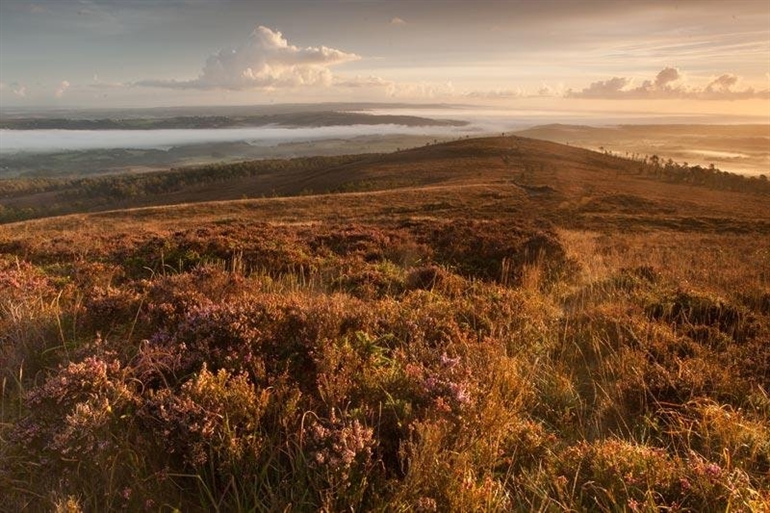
[1,136,769,511]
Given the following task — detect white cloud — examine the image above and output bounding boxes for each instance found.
[335,75,456,99]
[385,81,455,99]
[390,17,407,25]
[335,75,394,88]
[463,88,526,99]
[705,74,738,92]
[654,66,680,88]
[698,73,765,100]
[54,80,70,98]
[567,67,768,100]
[567,76,630,99]
[537,83,566,97]
[137,26,359,91]
[463,83,567,99]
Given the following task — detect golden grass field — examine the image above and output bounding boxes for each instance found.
[1,135,769,511]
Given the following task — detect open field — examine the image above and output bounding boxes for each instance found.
[1,136,769,511]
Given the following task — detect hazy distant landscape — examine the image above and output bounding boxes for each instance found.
[2,105,768,178]
[517,123,770,177]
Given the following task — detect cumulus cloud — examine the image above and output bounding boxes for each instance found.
[137,26,359,91]
[335,75,394,88]
[698,74,765,100]
[567,76,630,99]
[335,74,454,99]
[332,77,453,98]
[654,66,680,88]
[537,83,566,97]
[385,81,455,99]
[463,88,526,99]
[565,76,633,99]
[462,82,566,100]
[706,74,738,92]
[567,67,768,100]
[54,80,70,98]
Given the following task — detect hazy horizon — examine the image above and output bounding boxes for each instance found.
[1,0,768,122]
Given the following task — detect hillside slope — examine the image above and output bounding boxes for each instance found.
[1,136,769,511]
[2,135,769,226]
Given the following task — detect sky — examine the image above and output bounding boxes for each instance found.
[0,0,769,119]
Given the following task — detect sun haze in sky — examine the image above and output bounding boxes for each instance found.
[0,0,768,119]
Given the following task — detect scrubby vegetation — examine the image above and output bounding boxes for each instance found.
[1,136,769,511]
[613,152,770,195]
[1,214,768,511]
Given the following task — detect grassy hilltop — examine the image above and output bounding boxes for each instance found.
[1,135,769,511]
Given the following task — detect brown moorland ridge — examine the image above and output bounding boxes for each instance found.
[2,135,769,227]
[2,135,770,511]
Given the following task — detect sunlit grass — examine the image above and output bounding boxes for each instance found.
[1,213,768,511]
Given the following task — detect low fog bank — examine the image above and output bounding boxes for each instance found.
[0,124,476,154]
[1,107,766,177]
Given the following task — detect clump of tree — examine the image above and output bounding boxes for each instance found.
[634,155,770,194]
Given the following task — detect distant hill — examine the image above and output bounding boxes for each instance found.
[0,111,467,130]
[2,135,768,231]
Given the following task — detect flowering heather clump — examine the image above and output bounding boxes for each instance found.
[139,364,268,471]
[0,257,54,299]
[8,354,142,509]
[423,353,474,412]
[141,274,216,329]
[16,356,135,458]
[303,410,376,494]
[80,285,141,332]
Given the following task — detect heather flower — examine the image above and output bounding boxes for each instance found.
[448,382,470,404]
[50,397,115,456]
[139,365,267,470]
[705,463,721,478]
[304,411,376,487]
[422,374,472,409]
[440,352,460,368]
[0,259,52,298]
